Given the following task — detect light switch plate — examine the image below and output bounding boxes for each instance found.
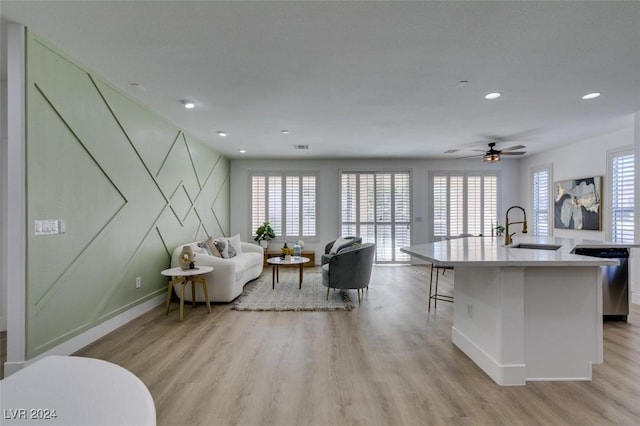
[34,219,64,236]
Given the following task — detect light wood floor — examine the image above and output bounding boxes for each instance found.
[71,265,640,425]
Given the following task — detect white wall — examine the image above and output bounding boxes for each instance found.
[230,158,522,260]
[518,118,638,304]
[519,124,634,241]
[0,22,7,331]
[3,23,27,374]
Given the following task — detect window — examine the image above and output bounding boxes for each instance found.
[250,172,317,240]
[340,171,411,263]
[531,165,551,236]
[430,172,498,240]
[609,149,634,243]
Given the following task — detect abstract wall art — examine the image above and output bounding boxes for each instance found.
[554,176,602,230]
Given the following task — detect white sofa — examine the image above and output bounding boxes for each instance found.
[170,240,263,302]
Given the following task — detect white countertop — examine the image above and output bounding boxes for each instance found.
[401,236,627,267]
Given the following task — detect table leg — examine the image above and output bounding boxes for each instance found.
[272,264,275,289]
[196,275,211,314]
[191,280,196,308]
[165,279,175,315]
[299,264,304,289]
[166,277,184,315]
[179,282,186,321]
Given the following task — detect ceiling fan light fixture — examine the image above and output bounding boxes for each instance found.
[483,152,501,163]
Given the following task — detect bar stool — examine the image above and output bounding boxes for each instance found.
[428,263,454,312]
[427,233,472,312]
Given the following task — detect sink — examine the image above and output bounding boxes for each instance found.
[509,243,562,251]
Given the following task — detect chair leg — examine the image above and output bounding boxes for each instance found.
[431,266,454,312]
[434,268,440,311]
[428,264,435,312]
[326,286,330,300]
[357,288,362,303]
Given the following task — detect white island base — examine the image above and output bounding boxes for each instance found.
[452,265,602,386]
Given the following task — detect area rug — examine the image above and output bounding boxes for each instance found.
[232,271,355,311]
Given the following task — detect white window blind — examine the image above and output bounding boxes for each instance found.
[431,172,498,239]
[610,150,634,243]
[340,171,412,263]
[250,172,317,240]
[532,166,551,236]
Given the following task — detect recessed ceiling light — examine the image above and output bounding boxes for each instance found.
[456,80,469,88]
[181,100,195,109]
[281,130,290,134]
[582,92,601,100]
[217,131,227,137]
[484,92,501,100]
[238,149,246,154]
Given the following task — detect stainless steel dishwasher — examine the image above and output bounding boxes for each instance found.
[573,247,629,322]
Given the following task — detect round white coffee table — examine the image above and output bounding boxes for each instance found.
[1,356,156,425]
[266,257,310,289]
[161,265,213,321]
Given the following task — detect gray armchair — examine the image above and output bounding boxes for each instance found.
[321,236,363,265]
[321,243,375,303]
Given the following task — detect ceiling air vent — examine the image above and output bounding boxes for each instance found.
[293,144,309,150]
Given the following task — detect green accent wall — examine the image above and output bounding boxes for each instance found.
[25,31,230,358]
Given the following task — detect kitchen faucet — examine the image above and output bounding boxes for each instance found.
[505,205,528,246]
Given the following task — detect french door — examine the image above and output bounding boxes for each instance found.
[340,171,411,263]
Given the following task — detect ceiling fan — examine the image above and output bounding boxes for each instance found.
[456,142,527,163]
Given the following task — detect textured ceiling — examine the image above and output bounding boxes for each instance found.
[2,1,639,160]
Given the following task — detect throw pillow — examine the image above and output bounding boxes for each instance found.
[197,241,213,256]
[205,236,222,258]
[226,234,243,255]
[214,238,237,259]
[330,237,352,254]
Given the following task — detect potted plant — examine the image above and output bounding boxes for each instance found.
[254,221,276,249]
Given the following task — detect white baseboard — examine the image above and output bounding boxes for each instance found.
[451,326,526,386]
[3,294,164,377]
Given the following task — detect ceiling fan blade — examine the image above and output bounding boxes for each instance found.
[500,145,526,152]
[501,151,526,156]
[455,154,484,159]
[479,129,539,143]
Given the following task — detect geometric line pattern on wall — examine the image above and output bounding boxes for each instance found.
[25,32,230,358]
[30,84,129,311]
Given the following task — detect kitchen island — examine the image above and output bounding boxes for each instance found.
[401,236,622,386]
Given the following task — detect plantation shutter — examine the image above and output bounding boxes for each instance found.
[532,167,550,236]
[611,151,635,243]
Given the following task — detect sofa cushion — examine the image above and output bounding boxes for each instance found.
[226,234,243,255]
[203,236,222,258]
[338,243,360,254]
[331,237,352,254]
[231,251,260,271]
[197,241,213,256]
[215,238,236,258]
